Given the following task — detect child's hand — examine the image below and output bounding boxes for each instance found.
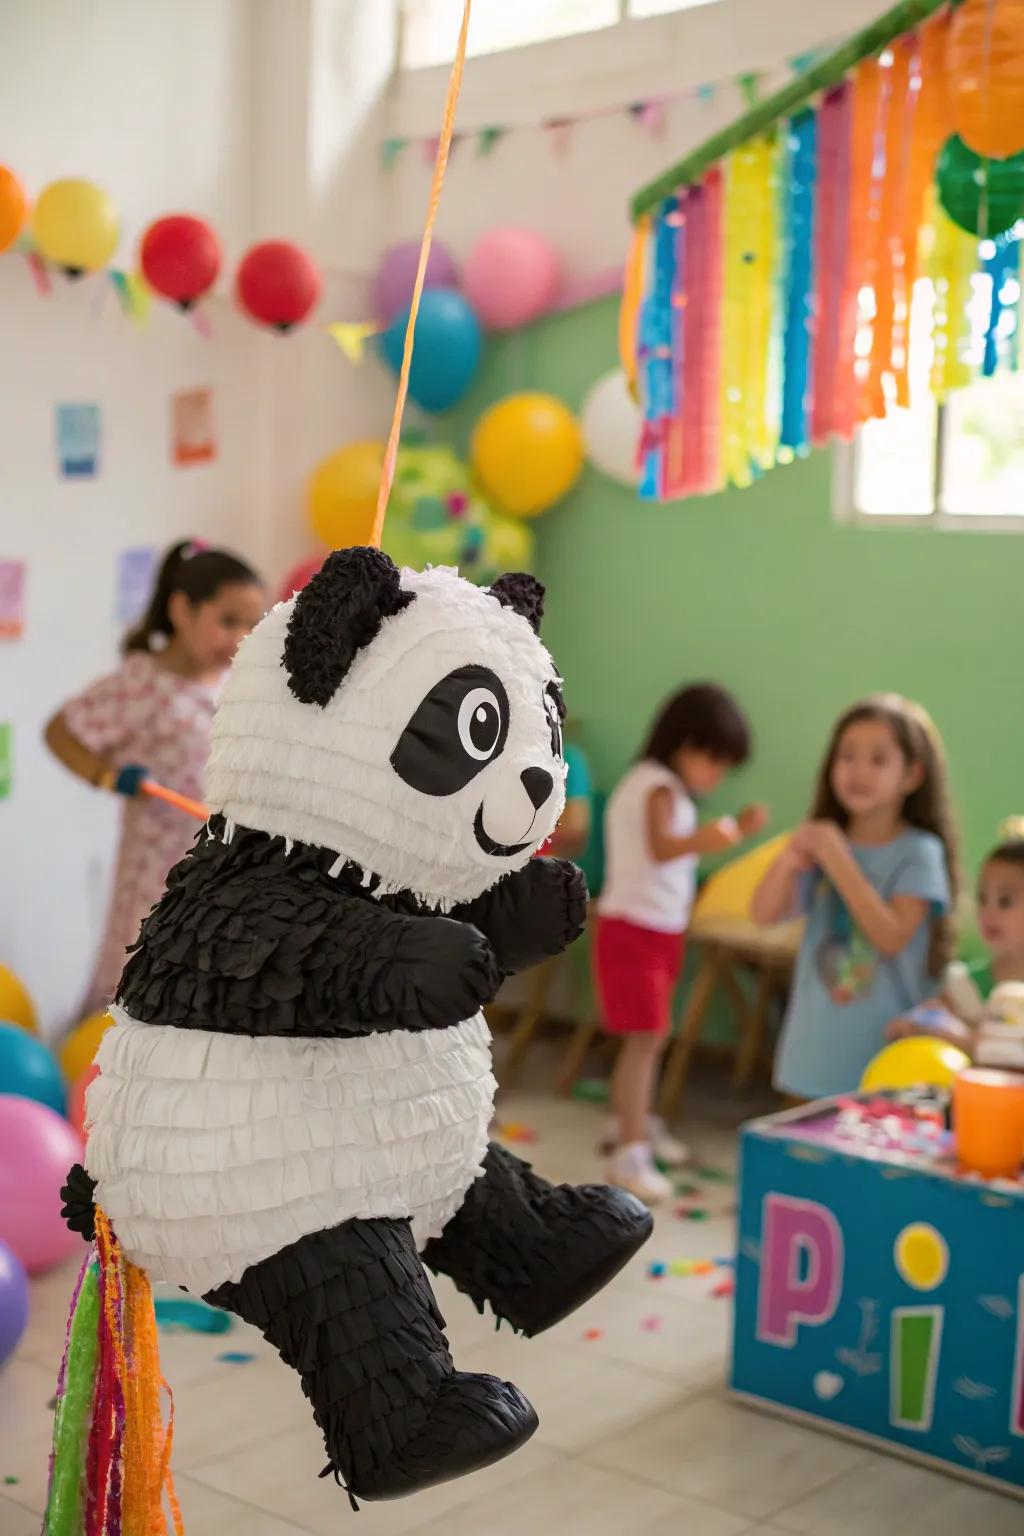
[800,820,847,868]
[737,803,768,839]
[693,816,742,855]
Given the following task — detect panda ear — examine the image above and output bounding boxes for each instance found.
[283,546,413,705]
[489,572,545,634]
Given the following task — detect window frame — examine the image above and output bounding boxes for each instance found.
[834,400,1024,534]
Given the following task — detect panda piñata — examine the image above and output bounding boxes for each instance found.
[62,548,652,1504]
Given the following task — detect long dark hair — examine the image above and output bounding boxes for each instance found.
[123,540,261,654]
[811,694,960,972]
[641,683,751,769]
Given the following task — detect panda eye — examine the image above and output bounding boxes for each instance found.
[391,664,510,797]
[544,691,563,759]
[459,688,503,761]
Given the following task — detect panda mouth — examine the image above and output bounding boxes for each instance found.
[474,805,534,858]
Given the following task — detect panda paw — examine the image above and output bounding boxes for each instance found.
[398,917,501,1027]
[521,858,588,951]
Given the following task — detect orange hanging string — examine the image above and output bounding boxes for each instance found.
[370,0,473,549]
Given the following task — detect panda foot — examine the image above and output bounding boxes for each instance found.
[423,1142,652,1337]
[343,1371,537,1503]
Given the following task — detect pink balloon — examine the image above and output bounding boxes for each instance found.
[372,241,460,325]
[69,1064,100,1142]
[276,553,324,605]
[0,1095,84,1274]
[464,227,561,331]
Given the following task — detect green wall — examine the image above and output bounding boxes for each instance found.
[449,295,1020,884]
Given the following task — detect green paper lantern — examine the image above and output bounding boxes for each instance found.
[936,134,1024,238]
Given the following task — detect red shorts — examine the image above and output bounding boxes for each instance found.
[594,915,686,1037]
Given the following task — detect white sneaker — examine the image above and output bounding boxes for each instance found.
[600,1116,690,1168]
[606,1142,674,1205]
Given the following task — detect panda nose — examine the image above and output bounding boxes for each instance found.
[521,767,553,810]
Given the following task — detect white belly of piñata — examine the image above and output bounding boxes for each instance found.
[85,1005,497,1295]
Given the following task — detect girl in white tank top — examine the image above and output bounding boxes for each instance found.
[595,685,767,1204]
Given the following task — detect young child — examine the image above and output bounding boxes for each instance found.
[889,838,1024,1060]
[45,540,265,1018]
[753,694,958,1102]
[596,684,767,1202]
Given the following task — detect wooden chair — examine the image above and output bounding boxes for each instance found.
[656,915,801,1118]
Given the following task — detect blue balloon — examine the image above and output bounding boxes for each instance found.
[0,1022,66,1115]
[379,289,482,413]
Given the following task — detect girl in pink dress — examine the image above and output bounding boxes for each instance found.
[45,541,265,1018]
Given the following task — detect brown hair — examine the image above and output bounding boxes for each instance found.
[123,540,261,655]
[811,694,960,973]
[983,839,1024,873]
[640,683,751,770]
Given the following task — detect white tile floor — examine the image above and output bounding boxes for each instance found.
[3,1066,1022,1536]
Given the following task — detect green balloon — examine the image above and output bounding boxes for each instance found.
[936,134,1024,238]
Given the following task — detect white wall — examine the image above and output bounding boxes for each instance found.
[0,0,396,1031]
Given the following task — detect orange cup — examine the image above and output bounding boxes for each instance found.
[953,1068,1024,1179]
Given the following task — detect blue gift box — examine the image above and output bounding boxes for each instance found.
[731,1101,1024,1499]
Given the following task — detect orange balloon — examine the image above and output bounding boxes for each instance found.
[0,166,28,255]
[948,0,1024,159]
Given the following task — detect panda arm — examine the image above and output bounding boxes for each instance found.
[118,863,502,1036]
[451,858,588,976]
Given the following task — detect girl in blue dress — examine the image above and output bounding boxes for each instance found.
[753,694,959,1101]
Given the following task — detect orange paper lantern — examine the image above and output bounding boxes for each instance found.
[948,0,1024,160]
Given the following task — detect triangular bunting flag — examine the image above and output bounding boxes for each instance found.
[737,71,761,108]
[326,321,381,364]
[380,137,408,170]
[476,126,504,156]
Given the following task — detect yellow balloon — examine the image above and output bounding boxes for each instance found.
[32,178,119,273]
[860,1036,969,1093]
[60,1011,113,1084]
[308,442,384,549]
[0,964,37,1034]
[472,393,583,518]
[695,833,792,922]
[894,1223,948,1291]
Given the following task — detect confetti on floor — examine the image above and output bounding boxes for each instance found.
[712,1278,736,1299]
[4,1476,19,1486]
[496,1121,538,1144]
[682,1207,709,1221]
[674,1181,700,1197]
[216,1351,256,1364]
[154,1297,233,1334]
[695,1164,733,1183]
[669,1259,715,1277]
[640,1315,663,1332]
[582,1328,604,1342]
[647,1261,668,1279]
[715,1255,737,1269]
[570,1078,609,1104]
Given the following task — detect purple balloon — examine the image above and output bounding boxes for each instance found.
[0,1238,29,1365]
[372,241,460,325]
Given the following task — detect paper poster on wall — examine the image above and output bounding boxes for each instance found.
[0,723,12,799]
[115,547,158,626]
[55,403,101,479]
[0,561,26,638]
[171,388,216,466]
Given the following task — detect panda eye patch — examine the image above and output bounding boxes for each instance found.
[391,665,510,796]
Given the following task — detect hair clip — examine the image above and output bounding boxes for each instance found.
[185,539,209,558]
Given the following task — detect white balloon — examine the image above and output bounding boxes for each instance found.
[580,368,641,486]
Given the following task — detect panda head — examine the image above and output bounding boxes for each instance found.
[205,547,567,907]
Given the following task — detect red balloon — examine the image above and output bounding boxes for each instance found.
[68,1064,99,1142]
[276,553,325,605]
[140,215,221,309]
[236,241,322,331]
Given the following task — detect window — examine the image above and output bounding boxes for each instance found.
[400,0,724,68]
[843,259,1024,528]
[400,0,619,68]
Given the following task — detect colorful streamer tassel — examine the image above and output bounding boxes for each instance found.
[43,1210,183,1536]
[721,138,778,486]
[928,194,980,400]
[779,108,818,453]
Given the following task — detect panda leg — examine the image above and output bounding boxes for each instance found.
[204,1216,537,1504]
[422,1142,652,1337]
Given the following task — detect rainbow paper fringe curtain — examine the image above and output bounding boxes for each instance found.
[43,1211,183,1536]
[625,14,1024,502]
